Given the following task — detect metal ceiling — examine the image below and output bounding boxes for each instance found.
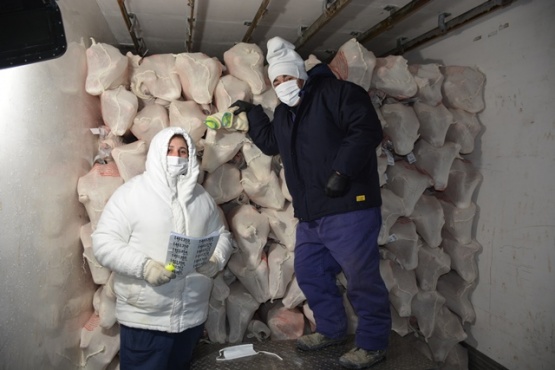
[95,0,516,60]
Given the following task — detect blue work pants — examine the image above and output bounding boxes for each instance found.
[295,207,391,351]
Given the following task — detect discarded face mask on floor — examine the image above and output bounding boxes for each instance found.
[216,343,282,361]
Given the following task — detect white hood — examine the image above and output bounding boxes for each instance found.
[145,127,200,206]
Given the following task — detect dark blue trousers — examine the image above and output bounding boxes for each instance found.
[295,207,391,351]
[119,324,204,370]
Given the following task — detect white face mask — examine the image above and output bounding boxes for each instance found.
[274,79,301,106]
[167,156,189,177]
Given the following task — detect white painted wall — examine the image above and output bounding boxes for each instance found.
[405,0,555,369]
[0,1,117,369]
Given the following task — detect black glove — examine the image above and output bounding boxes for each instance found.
[325,171,350,198]
[230,100,255,115]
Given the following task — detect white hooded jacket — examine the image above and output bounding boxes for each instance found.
[92,127,233,333]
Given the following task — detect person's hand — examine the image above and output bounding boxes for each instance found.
[325,171,350,198]
[197,256,219,278]
[143,259,175,286]
[230,100,255,115]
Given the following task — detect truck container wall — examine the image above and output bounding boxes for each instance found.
[405,1,555,369]
[0,1,117,369]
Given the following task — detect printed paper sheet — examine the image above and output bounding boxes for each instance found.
[165,230,220,276]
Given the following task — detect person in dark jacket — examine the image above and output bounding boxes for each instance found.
[231,37,391,369]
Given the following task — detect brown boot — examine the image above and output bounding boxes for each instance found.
[296,332,347,351]
[339,347,386,369]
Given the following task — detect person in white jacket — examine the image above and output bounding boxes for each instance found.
[92,127,233,370]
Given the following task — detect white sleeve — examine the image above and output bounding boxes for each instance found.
[208,206,234,271]
[91,188,149,279]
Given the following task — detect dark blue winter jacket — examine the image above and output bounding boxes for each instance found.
[247,63,383,221]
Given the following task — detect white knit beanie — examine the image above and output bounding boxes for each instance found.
[267,36,308,84]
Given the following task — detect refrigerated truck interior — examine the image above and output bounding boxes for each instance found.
[0,1,553,369]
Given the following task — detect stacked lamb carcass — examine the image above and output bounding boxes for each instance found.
[77,36,485,370]
[368,55,484,370]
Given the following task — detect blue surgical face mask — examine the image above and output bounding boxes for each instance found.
[274,79,301,106]
[167,156,188,177]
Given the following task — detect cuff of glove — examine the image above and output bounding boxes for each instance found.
[141,258,152,279]
[197,256,220,277]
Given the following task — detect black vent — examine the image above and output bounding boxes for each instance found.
[0,0,67,69]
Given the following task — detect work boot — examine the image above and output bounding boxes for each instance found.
[339,347,386,369]
[296,332,346,351]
